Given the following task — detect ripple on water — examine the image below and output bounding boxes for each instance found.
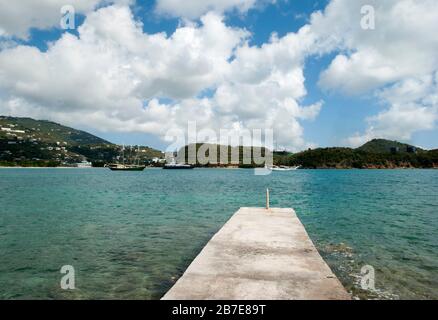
[0,168,437,299]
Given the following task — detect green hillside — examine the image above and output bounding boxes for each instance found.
[0,116,111,146]
[1,117,436,169]
[357,139,423,154]
[173,139,437,169]
[178,143,270,168]
[0,116,163,167]
[274,140,437,169]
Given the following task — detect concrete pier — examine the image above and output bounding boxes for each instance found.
[162,207,350,300]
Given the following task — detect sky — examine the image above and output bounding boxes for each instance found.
[0,0,437,151]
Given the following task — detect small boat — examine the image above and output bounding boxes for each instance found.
[162,154,194,169]
[107,164,145,171]
[107,145,145,171]
[163,163,194,169]
[266,165,301,171]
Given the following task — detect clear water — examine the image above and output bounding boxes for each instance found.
[0,168,437,299]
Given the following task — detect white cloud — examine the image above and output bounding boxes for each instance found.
[0,5,320,151]
[0,6,243,112]
[346,74,438,147]
[207,27,321,149]
[308,0,438,145]
[0,0,133,39]
[155,0,274,19]
[312,0,438,93]
[5,0,436,151]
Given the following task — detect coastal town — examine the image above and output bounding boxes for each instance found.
[1,116,437,169]
[0,116,164,167]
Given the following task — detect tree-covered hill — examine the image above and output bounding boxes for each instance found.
[274,141,437,169]
[357,138,424,154]
[178,143,270,168]
[0,116,163,166]
[0,116,111,146]
[174,140,438,169]
[1,116,436,169]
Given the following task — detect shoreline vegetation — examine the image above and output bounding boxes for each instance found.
[0,116,164,168]
[2,141,438,169]
[176,141,438,169]
[1,166,437,170]
[1,116,437,169]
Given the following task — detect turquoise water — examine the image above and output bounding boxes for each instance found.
[0,168,437,299]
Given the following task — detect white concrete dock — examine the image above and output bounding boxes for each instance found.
[162,207,351,300]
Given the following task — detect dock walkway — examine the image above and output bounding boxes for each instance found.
[162,207,350,300]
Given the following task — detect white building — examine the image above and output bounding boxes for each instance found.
[1,127,25,134]
[76,161,92,168]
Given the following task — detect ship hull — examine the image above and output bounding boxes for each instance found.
[108,166,145,171]
[163,165,194,169]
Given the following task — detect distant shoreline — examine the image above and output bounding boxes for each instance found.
[0,166,96,169]
[0,166,436,170]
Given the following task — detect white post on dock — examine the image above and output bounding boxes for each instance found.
[266,188,270,210]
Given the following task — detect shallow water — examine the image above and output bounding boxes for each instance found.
[0,168,437,299]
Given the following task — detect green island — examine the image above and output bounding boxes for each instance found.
[1,116,437,168]
[0,116,163,167]
[273,141,438,169]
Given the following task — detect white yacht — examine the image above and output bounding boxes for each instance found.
[163,158,194,169]
[265,165,301,171]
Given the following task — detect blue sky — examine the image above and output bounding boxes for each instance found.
[0,0,437,151]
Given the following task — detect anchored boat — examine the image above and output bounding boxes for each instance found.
[266,165,301,171]
[163,157,194,169]
[163,163,194,169]
[107,164,145,171]
[107,145,145,171]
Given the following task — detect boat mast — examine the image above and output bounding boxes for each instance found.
[129,145,132,165]
[122,144,125,166]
